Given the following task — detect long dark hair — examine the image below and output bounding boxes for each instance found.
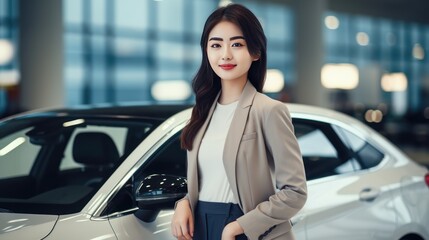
[181,3,267,150]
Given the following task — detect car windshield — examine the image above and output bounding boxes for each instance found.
[0,115,160,215]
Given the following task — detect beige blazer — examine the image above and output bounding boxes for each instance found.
[186,81,307,240]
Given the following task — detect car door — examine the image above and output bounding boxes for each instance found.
[108,211,176,239]
[293,119,396,240]
[106,133,186,240]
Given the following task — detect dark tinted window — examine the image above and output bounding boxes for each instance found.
[333,125,384,170]
[294,121,356,180]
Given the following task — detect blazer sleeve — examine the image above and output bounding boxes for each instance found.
[236,103,307,239]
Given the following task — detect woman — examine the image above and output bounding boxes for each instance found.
[171,4,307,240]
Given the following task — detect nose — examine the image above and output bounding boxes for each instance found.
[221,46,232,60]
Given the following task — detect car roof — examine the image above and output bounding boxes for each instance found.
[4,104,193,121]
[288,103,361,124]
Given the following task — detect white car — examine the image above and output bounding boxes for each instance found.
[0,104,428,240]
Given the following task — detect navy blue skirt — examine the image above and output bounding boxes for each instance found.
[193,201,248,240]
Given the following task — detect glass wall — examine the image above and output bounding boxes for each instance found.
[64,0,215,105]
[323,11,429,150]
[0,0,19,116]
[22,0,429,120]
[63,0,295,105]
[323,11,429,119]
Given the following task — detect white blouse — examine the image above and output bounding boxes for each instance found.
[198,100,238,203]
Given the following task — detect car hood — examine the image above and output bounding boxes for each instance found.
[0,213,58,239]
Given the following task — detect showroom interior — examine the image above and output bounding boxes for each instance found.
[0,0,428,167]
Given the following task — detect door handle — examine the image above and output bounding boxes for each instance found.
[359,187,380,202]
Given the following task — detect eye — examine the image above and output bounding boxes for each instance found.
[210,43,221,48]
[232,42,244,47]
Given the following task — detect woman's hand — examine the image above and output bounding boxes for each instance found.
[221,221,244,240]
[171,199,194,240]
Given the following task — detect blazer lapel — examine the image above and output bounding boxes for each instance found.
[223,81,257,206]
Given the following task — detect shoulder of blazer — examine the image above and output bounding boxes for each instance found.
[252,92,288,115]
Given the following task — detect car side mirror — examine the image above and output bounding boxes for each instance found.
[134,174,187,222]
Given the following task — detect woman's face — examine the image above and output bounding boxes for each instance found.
[207,21,257,84]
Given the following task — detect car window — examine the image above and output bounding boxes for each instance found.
[294,121,356,180]
[333,125,384,169]
[140,134,187,178]
[0,127,41,179]
[0,116,158,215]
[60,125,127,170]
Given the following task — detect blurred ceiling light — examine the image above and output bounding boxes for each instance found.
[0,69,20,87]
[263,69,284,93]
[365,109,383,123]
[356,32,369,46]
[412,43,425,60]
[219,0,233,7]
[151,80,191,101]
[63,119,85,127]
[0,137,25,156]
[0,39,14,65]
[381,72,408,92]
[325,16,339,30]
[321,63,359,90]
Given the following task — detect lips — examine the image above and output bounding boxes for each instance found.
[219,64,236,70]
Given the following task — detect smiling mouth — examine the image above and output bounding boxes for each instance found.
[219,64,236,70]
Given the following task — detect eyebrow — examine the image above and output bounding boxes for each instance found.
[209,36,245,41]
